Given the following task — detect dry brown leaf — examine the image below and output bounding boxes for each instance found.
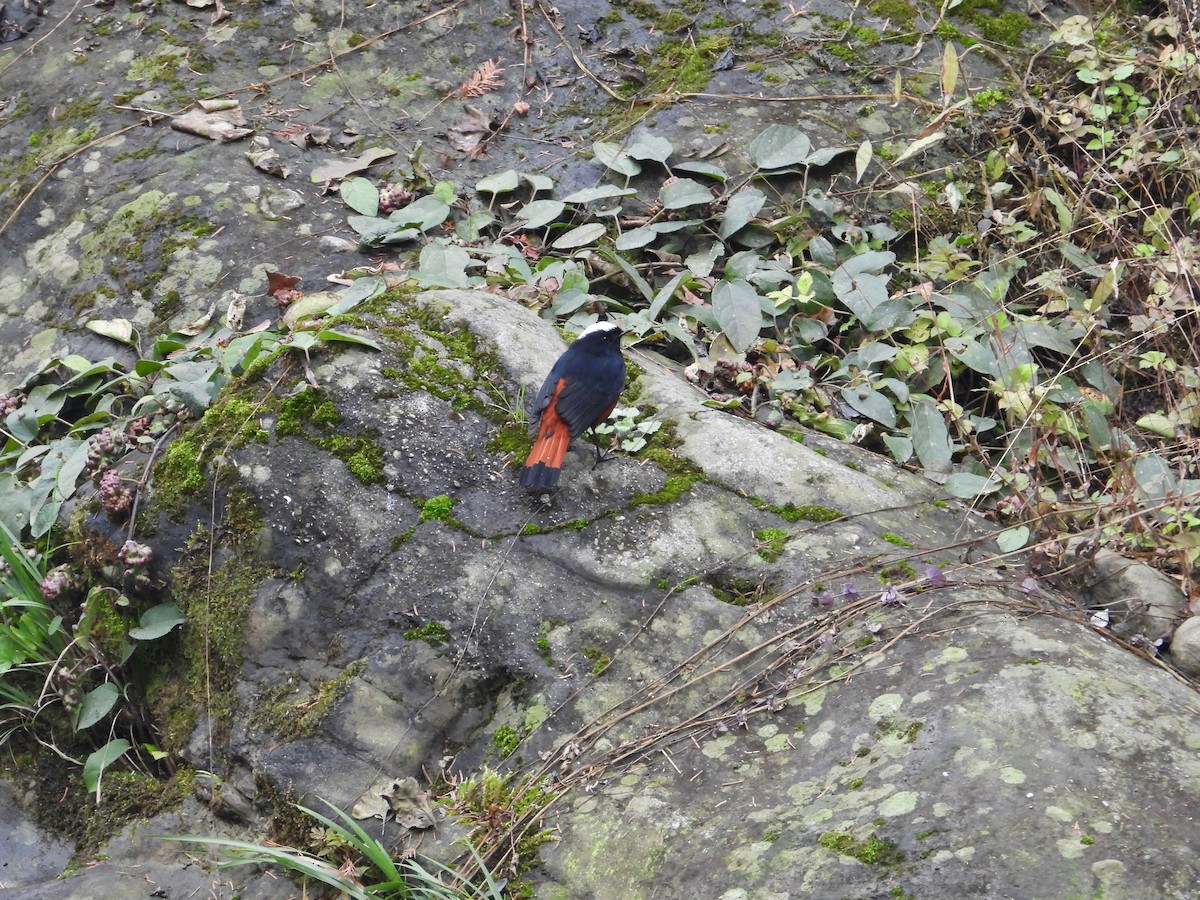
[446,105,498,159]
[455,58,505,98]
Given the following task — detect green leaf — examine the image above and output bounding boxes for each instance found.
[411,243,474,288]
[711,279,764,352]
[1135,412,1174,438]
[389,195,450,232]
[456,209,495,241]
[599,249,655,303]
[316,330,383,351]
[1042,188,1073,233]
[997,526,1030,552]
[522,173,555,193]
[625,133,673,163]
[945,337,999,376]
[431,181,457,204]
[719,188,766,240]
[562,185,638,204]
[326,277,384,317]
[749,124,812,169]
[73,682,120,731]
[832,268,889,320]
[659,178,713,210]
[909,400,953,473]
[129,602,187,641]
[55,440,90,501]
[551,222,607,250]
[806,146,851,167]
[942,472,1001,498]
[339,177,379,216]
[685,243,722,277]
[83,739,131,797]
[881,433,913,462]
[673,160,728,181]
[515,199,567,230]
[475,169,520,194]
[840,385,897,428]
[614,227,658,250]
[592,141,642,177]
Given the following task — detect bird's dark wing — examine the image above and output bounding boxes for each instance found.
[553,378,620,438]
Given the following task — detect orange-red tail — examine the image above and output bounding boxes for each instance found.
[520,403,570,489]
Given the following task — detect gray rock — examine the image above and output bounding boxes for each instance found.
[1066,541,1186,641]
[1169,615,1200,677]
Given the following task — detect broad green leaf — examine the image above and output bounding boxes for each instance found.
[686,242,722,277]
[748,124,812,169]
[456,209,495,241]
[719,188,766,240]
[73,682,120,731]
[475,169,520,194]
[832,268,890,320]
[839,250,896,276]
[592,141,641,177]
[1135,413,1174,438]
[942,472,1001,498]
[282,291,341,327]
[411,243,474,288]
[83,738,131,796]
[997,526,1030,553]
[522,173,555,193]
[841,385,897,428]
[515,199,567,230]
[339,177,379,216]
[674,160,728,181]
[625,133,674,163]
[55,440,90,501]
[1132,452,1174,502]
[711,279,764,352]
[551,222,608,250]
[562,185,638,204]
[86,318,136,346]
[806,146,852,167]
[389,194,450,231]
[909,400,953,472]
[432,181,457,204]
[881,433,913,463]
[659,178,713,210]
[945,337,999,375]
[615,227,658,250]
[129,602,187,641]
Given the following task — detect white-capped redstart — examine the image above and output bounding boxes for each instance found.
[519,321,626,489]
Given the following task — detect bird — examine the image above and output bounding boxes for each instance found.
[519,321,626,490]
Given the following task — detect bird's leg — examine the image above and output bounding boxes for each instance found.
[588,429,617,469]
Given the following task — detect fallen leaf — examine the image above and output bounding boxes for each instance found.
[265,270,302,304]
[309,147,396,184]
[446,105,498,158]
[171,99,252,142]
